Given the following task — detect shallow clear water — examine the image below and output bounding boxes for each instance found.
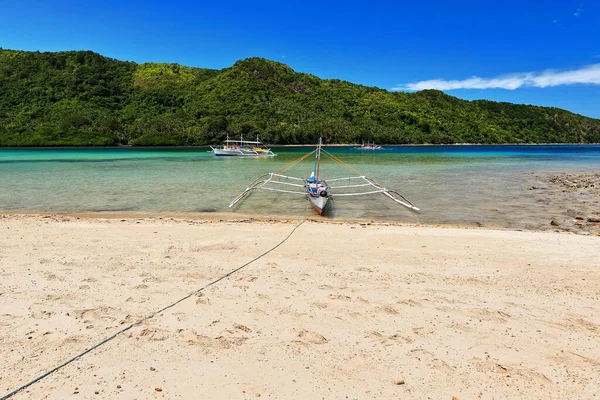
[1,145,599,225]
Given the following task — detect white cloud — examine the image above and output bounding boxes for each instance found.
[393,64,600,91]
[574,5,583,16]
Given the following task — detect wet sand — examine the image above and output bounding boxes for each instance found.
[1,215,599,399]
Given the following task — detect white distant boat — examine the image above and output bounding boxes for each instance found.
[229,137,419,216]
[210,134,277,157]
[356,140,382,150]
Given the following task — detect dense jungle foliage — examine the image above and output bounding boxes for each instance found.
[1,48,599,146]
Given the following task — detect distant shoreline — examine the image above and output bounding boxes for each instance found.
[1,142,599,150]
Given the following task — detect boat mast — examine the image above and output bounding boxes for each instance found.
[315,137,322,183]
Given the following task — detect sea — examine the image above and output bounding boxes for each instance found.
[1,145,599,228]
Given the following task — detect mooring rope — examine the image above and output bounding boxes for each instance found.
[1,220,305,400]
[275,149,316,174]
[321,149,364,177]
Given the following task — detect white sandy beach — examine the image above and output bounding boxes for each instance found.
[1,215,599,399]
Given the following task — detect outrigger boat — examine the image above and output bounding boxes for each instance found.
[229,138,419,216]
[355,140,382,150]
[210,134,277,157]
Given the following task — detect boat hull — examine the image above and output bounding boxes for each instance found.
[212,148,276,157]
[308,195,328,215]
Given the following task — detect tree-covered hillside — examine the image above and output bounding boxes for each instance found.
[1,48,599,146]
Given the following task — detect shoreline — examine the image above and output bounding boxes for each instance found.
[1,216,598,399]
[0,211,579,235]
[1,171,599,237]
[1,143,600,150]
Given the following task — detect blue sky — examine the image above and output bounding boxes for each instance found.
[1,0,598,117]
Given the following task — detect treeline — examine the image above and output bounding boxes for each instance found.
[1,48,599,146]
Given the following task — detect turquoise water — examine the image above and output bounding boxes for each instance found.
[1,145,599,225]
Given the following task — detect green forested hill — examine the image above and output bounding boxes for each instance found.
[1,48,599,146]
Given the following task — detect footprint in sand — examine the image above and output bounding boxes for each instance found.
[411,327,433,337]
[119,314,142,324]
[233,323,252,333]
[297,329,328,344]
[409,348,435,361]
[215,336,248,349]
[409,349,454,372]
[174,312,188,322]
[397,299,421,307]
[465,308,511,323]
[248,307,267,316]
[134,284,149,289]
[138,328,169,341]
[369,331,413,344]
[565,317,600,334]
[178,329,200,343]
[30,304,52,319]
[72,307,116,322]
[44,272,64,281]
[387,333,414,344]
[126,297,150,303]
[378,305,399,315]
[448,322,475,333]
[238,383,268,398]
[431,358,455,373]
[278,308,307,318]
[62,336,83,345]
[238,275,258,282]
[469,357,551,384]
[548,350,600,367]
[195,293,211,305]
[329,294,351,301]
[367,331,384,339]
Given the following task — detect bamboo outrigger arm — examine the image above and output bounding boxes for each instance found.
[229,173,307,208]
[365,176,420,212]
[328,176,420,212]
[228,173,272,208]
[381,189,420,212]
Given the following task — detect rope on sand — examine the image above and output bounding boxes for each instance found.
[1,220,305,400]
